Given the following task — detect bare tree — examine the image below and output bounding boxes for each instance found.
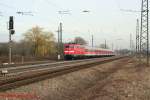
[0,43,8,56]
[99,44,109,49]
[74,37,87,45]
[23,26,56,56]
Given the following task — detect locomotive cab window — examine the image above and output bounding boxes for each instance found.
[65,46,69,48]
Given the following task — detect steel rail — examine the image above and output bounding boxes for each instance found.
[0,57,111,74]
[0,56,126,91]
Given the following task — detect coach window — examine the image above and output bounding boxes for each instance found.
[85,49,88,52]
[70,45,74,48]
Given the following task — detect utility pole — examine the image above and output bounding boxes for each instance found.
[130,34,135,55]
[105,40,107,49]
[130,34,132,54]
[57,26,60,48]
[60,22,62,45]
[92,35,93,47]
[112,43,114,51]
[136,19,140,54]
[57,26,60,60]
[58,10,70,60]
[57,23,63,60]
[59,22,63,60]
[140,0,149,66]
[9,29,12,64]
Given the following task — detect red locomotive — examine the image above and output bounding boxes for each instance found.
[64,43,115,59]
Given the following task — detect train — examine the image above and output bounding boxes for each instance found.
[64,43,115,60]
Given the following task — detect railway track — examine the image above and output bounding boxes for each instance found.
[0,57,114,75]
[0,60,57,68]
[0,56,126,91]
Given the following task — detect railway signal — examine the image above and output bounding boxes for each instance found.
[9,16,15,35]
[10,29,15,35]
[9,16,14,30]
[8,16,15,64]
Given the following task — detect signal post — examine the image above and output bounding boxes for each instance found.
[8,16,15,64]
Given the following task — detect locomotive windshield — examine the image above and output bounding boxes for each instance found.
[65,45,74,48]
[65,45,69,48]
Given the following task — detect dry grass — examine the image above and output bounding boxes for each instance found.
[3,58,150,100]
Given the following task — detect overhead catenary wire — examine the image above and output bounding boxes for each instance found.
[0,2,16,10]
[0,0,94,41]
[16,11,34,16]
[113,0,140,13]
[0,1,36,16]
[120,9,140,13]
[43,0,64,10]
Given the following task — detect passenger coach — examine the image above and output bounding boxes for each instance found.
[64,43,115,60]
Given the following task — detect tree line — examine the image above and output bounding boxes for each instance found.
[0,26,110,61]
[0,26,56,59]
[0,26,88,60]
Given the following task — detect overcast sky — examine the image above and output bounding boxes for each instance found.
[0,0,141,49]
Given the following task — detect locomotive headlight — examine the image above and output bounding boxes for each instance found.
[64,51,69,53]
[69,51,75,53]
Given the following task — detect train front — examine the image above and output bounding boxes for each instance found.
[64,44,76,60]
